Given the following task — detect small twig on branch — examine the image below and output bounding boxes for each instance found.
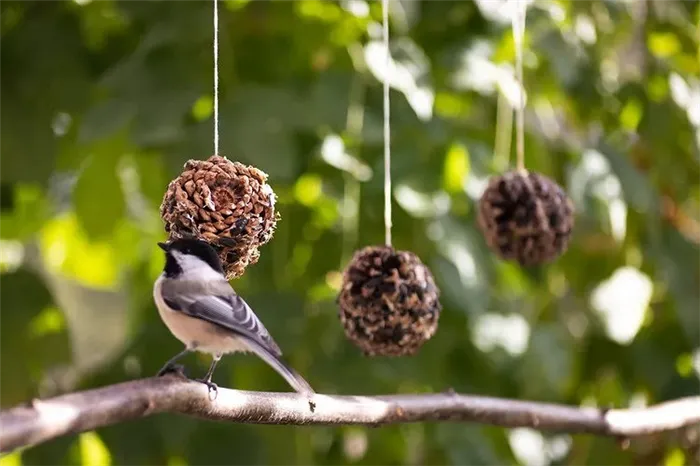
[1,374,699,453]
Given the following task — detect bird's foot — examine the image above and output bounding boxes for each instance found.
[157,363,187,378]
[196,378,219,401]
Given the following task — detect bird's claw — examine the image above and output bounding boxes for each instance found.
[196,378,219,400]
[157,363,187,378]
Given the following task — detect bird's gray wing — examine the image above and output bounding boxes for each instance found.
[160,280,282,356]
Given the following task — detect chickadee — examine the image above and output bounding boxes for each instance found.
[153,238,314,396]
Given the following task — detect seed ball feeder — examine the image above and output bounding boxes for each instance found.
[335,0,442,357]
[337,245,442,357]
[160,155,279,280]
[477,170,574,267]
[476,1,575,266]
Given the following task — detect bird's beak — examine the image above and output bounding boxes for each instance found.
[157,242,169,251]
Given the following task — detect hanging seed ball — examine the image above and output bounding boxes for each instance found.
[477,170,574,266]
[160,155,279,280]
[337,246,441,357]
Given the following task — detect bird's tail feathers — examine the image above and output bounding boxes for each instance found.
[246,340,315,396]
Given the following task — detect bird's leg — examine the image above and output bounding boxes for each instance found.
[199,356,221,386]
[157,347,191,377]
[197,354,221,400]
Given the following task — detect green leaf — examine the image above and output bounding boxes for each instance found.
[657,226,700,345]
[78,99,136,144]
[0,268,68,408]
[72,134,127,239]
[131,90,199,146]
[519,324,575,400]
[597,142,658,213]
[0,184,50,240]
[435,425,506,464]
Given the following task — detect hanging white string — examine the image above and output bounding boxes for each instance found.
[512,0,527,172]
[494,89,513,171]
[213,0,220,156]
[382,0,392,246]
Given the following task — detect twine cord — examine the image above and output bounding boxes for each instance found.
[512,0,527,172]
[213,0,220,156]
[382,0,392,246]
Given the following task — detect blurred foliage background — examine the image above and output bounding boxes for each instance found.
[1,0,699,465]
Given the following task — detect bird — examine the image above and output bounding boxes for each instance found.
[153,238,315,396]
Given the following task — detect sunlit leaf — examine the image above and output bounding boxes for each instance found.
[294,174,323,206]
[192,95,214,121]
[28,306,65,338]
[648,32,681,59]
[79,431,111,466]
[0,451,22,466]
[443,143,470,193]
[39,212,121,289]
[590,266,653,345]
[364,38,435,121]
[664,448,686,466]
[619,99,643,131]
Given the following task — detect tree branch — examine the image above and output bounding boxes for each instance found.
[1,374,699,453]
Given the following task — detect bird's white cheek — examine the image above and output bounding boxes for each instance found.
[172,251,225,281]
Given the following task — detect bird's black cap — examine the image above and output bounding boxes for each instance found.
[159,238,225,276]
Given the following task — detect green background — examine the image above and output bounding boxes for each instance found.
[1,0,699,465]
